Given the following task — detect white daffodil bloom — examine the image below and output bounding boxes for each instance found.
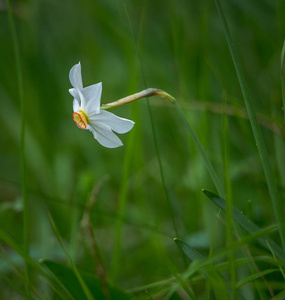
[69,62,135,148]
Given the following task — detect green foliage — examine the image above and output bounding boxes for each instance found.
[203,190,285,261]
[41,260,130,300]
[1,0,285,299]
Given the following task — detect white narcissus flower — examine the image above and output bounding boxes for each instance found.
[69,62,135,148]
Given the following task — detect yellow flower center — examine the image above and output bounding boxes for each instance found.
[72,110,88,129]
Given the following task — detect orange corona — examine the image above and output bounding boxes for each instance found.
[72,110,88,129]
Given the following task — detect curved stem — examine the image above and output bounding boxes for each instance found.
[100,88,175,110]
[102,88,224,196]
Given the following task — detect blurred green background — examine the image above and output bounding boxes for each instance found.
[1,0,285,298]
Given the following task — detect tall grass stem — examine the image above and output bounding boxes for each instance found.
[6,0,30,297]
[222,96,236,299]
[281,38,285,120]
[110,129,135,284]
[146,99,179,236]
[124,3,179,236]
[173,100,224,196]
[215,0,285,249]
[47,212,95,300]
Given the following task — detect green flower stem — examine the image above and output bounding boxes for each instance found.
[6,0,30,297]
[103,88,224,196]
[100,88,175,110]
[146,97,179,237]
[173,100,224,196]
[215,0,285,249]
[111,128,135,284]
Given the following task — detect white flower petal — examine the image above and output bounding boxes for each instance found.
[69,88,80,99]
[81,82,102,115]
[69,62,83,90]
[77,89,86,108]
[69,63,134,148]
[89,110,134,133]
[88,123,123,148]
[73,99,80,112]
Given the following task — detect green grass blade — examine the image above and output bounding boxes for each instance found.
[196,226,277,270]
[111,128,135,284]
[222,98,237,299]
[236,268,280,289]
[203,189,285,261]
[206,207,221,299]
[124,3,179,239]
[147,99,179,235]
[0,273,27,298]
[274,289,285,300]
[41,260,131,300]
[174,238,204,261]
[173,100,224,196]
[170,225,276,298]
[126,277,176,294]
[47,212,95,300]
[0,229,47,277]
[281,38,285,119]
[5,1,29,296]
[214,0,285,249]
[175,238,246,300]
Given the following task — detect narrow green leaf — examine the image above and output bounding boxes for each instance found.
[236,268,279,288]
[281,38,285,119]
[274,289,285,300]
[173,100,224,196]
[111,117,137,283]
[47,212,94,300]
[174,239,246,300]
[170,227,275,299]
[174,238,204,261]
[281,39,285,68]
[203,189,285,261]
[179,227,277,278]
[6,0,29,296]
[215,0,285,249]
[0,273,27,298]
[41,260,131,300]
[0,229,46,277]
[222,95,237,298]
